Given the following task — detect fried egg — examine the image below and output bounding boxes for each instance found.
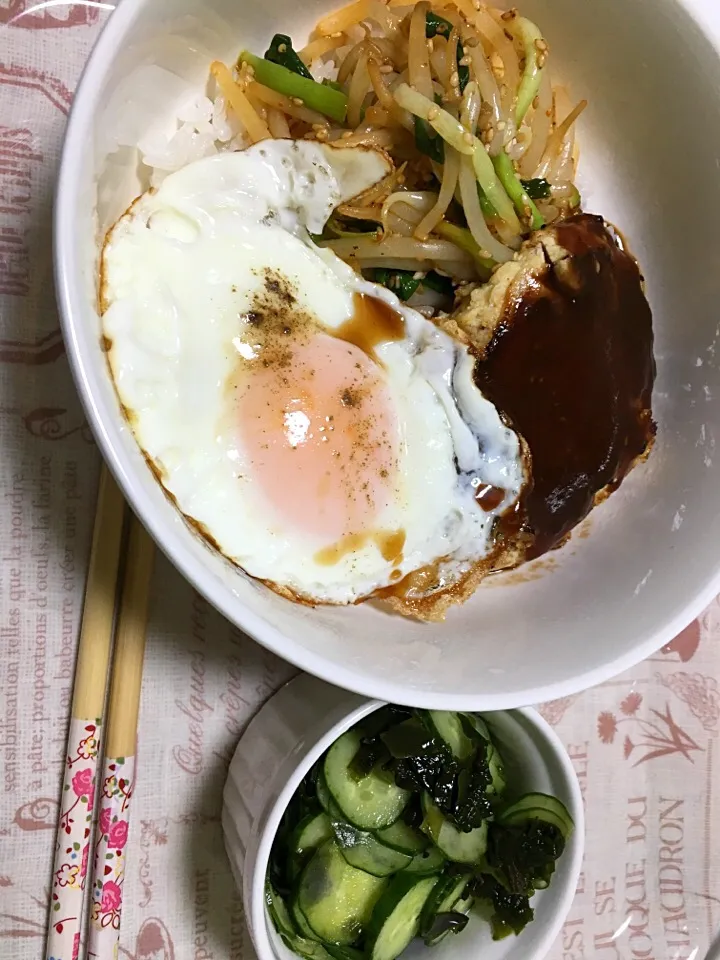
[101,141,525,605]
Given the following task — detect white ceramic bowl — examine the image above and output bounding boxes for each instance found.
[222,674,584,960]
[55,0,720,708]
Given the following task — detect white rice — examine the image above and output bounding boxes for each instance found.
[132,51,340,186]
[138,91,248,185]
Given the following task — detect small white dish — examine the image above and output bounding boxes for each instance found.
[222,674,584,960]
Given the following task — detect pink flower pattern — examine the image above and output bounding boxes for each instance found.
[597,711,617,743]
[88,754,135,953]
[101,879,122,913]
[71,767,93,799]
[597,698,703,765]
[99,806,112,836]
[108,820,129,850]
[620,692,643,716]
[49,720,101,960]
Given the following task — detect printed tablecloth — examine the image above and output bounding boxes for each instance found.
[0,5,718,959]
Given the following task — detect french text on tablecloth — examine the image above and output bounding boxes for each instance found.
[228,897,245,960]
[561,915,586,960]
[193,867,213,960]
[657,798,691,957]
[0,605,20,792]
[29,459,51,759]
[0,125,41,297]
[566,740,589,803]
[173,594,215,775]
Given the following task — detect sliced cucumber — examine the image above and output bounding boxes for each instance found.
[268,887,331,960]
[298,840,387,944]
[426,711,476,760]
[266,883,297,940]
[500,805,568,837]
[325,730,410,830]
[497,793,574,839]
[324,946,365,960]
[421,795,488,863]
[332,819,412,877]
[402,845,446,875]
[366,873,439,960]
[487,745,506,796]
[285,935,333,960]
[422,911,470,947]
[454,893,474,914]
[437,876,471,911]
[292,812,333,859]
[460,712,491,742]
[292,898,321,941]
[375,820,428,855]
[316,770,332,814]
[419,872,470,937]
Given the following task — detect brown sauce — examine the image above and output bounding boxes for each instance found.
[474,214,656,559]
[474,483,506,512]
[314,528,405,566]
[336,294,405,360]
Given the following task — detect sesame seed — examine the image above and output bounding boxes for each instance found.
[330,31,343,37]
[501,7,517,20]
[450,70,460,87]
[341,130,354,139]
[291,96,304,106]
[427,105,440,121]
[278,43,287,53]
[532,95,540,109]
[459,55,471,66]
[535,38,549,54]
[379,63,394,73]
[464,36,479,47]
[497,120,506,131]
[463,131,474,145]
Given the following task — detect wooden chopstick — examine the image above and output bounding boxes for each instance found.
[45,466,127,960]
[86,515,155,960]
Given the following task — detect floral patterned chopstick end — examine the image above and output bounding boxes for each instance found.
[86,753,135,959]
[46,717,101,960]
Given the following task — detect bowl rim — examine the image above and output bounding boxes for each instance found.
[243,697,585,960]
[54,0,720,710]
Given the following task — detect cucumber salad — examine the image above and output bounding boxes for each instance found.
[266,707,573,960]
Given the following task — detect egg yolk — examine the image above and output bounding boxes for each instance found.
[235,332,398,543]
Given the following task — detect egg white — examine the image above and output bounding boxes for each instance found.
[102,142,525,604]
